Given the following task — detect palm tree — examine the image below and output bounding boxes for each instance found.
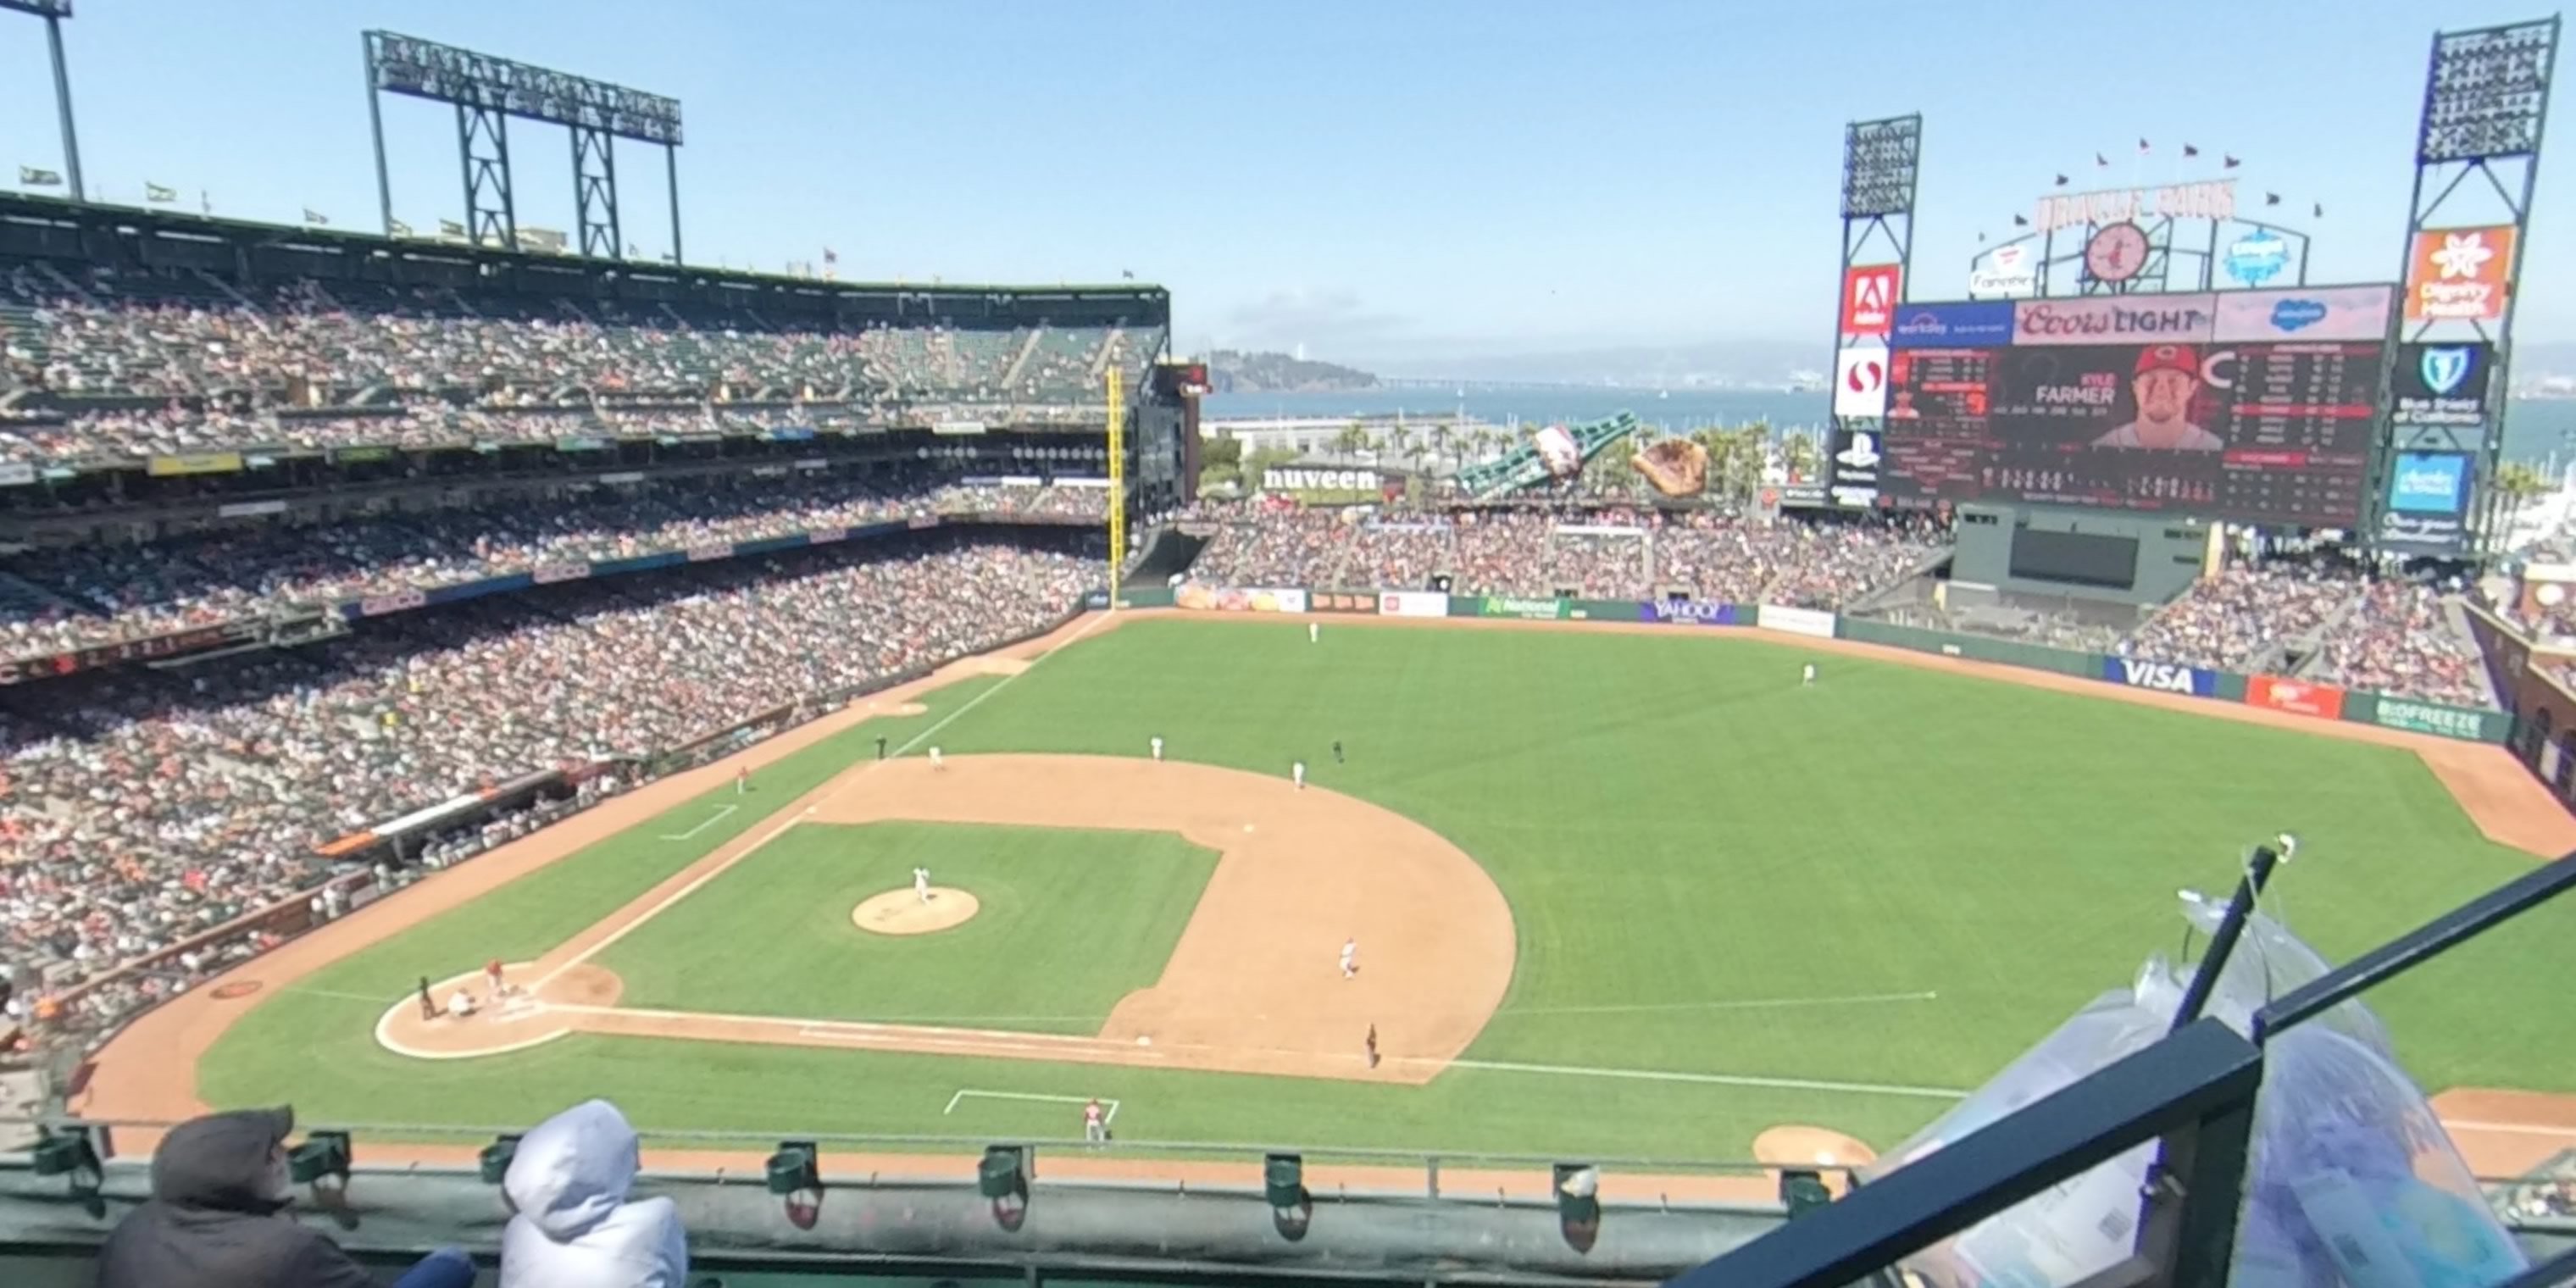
[1333,422,1371,458]
[2492,459,2551,540]
[1781,430,1822,483]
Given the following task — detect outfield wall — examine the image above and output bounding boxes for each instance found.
[1160,584,2516,748]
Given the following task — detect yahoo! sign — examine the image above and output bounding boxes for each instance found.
[1639,600,1737,626]
[2013,295,2217,346]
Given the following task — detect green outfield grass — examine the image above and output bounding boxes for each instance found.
[599,821,1218,1032]
[197,618,2576,1161]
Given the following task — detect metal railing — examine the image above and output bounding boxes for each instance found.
[1666,852,2576,1288]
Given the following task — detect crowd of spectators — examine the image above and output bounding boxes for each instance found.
[0,531,1095,1023]
[1185,507,1946,608]
[0,472,1104,659]
[2311,580,2491,708]
[2118,564,2356,674]
[0,260,1164,462]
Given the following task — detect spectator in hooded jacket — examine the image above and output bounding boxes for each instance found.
[502,1098,689,1287]
[96,1105,475,1288]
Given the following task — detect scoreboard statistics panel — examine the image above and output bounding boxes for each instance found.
[1880,341,2381,527]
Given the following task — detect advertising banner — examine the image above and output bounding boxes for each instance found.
[0,462,31,486]
[359,589,430,618]
[1378,591,1448,619]
[2033,180,2236,235]
[1639,599,1738,625]
[1829,429,1883,508]
[1840,264,1901,338]
[2210,285,2396,342]
[533,563,591,586]
[2372,696,2490,740]
[1968,244,2038,299]
[1081,590,1111,610]
[2392,342,2494,427]
[2405,225,2515,321]
[146,451,246,477]
[2377,452,2474,550]
[1890,301,2017,349]
[2013,295,2218,346]
[1262,466,1399,503]
[2222,230,2293,286]
[1174,585,1307,613]
[1834,347,1890,418]
[686,542,731,563]
[1308,591,1380,613]
[2246,675,2346,719]
[1758,604,1837,638]
[1479,596,1569,620]
[2099,656,2218,697]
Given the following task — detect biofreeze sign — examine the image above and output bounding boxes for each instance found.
[2101,657,2217,697]
[2373,697,2486,740]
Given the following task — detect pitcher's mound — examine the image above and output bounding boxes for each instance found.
[1754,1125,1878,1169]
[852,887,980,935]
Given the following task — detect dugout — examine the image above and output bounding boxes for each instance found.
[1949,503,2212,608]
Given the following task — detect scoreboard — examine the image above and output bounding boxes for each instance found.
[1864,290,2395,529]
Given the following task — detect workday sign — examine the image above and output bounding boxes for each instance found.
[2099,657,2217,697]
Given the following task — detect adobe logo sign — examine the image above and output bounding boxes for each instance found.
[1841,264,1901,337]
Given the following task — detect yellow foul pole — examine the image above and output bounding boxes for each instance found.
[1105,366,1125,608]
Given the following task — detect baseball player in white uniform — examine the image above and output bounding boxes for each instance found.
[1340,937,1357,979]
[929,746,944,770]
[1802,663,1817,686]
[1309,622,1319,644]
[913,867,931,903]
[1292,760,1307,790]
[1150,736,1164,761]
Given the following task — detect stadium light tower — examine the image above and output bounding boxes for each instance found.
[1822,114,1921,512]
[3,0,84,203]
[361,31,684,261]
[2376,17,2560,559]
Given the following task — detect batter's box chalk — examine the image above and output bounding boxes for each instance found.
[1243,824,1255,832]
[1136,1035,1152,1046]
[805,807,817,815]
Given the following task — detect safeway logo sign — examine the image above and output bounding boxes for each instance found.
[1840,264,1901,336]
[1833,347,1888,418]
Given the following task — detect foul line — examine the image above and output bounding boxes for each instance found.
[945,1089,1121,1124]
[1447,1058,1966,1101]
[659,802,736,841]
[533,612,1114,992]
[711,990,1945,1029]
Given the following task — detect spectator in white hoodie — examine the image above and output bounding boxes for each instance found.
[501,1099,689,1287]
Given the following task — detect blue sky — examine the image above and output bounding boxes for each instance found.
[0,0,2564,361]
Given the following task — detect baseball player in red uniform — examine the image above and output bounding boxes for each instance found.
[736,765,750,795]
[1083,1098,1108,1145]
[484,958,506,1001]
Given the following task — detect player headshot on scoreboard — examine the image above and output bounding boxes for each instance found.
[2092,344,2223,452]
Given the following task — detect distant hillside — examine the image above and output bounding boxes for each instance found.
[1208,349,1378,394]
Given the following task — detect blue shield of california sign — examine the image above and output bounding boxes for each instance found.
[2420,346,2474,397]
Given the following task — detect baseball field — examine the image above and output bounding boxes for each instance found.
[78,611,2576,1179]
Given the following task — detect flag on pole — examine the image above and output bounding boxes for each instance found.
[2223,154,2241,169]
[2053,174,2068,187]
[2312,203,2323,218]
[2137,138,2151,154]
[2182,143,2200,158]
[2012,214,2029,227]
[201,191,212,214]
[823,247,838,265]
[1120,269,1135,280]
[145,182,177,203]
[2264,192,2281,206]
[2095,153,2109,167]
[303,208,329,225]
[18,166,63,186]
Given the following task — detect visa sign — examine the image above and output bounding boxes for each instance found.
[2101,657,2216,697]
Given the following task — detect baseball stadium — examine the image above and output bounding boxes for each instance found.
[6,8,2576,1288]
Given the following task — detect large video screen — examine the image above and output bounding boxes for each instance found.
[1872,290,2394,528]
